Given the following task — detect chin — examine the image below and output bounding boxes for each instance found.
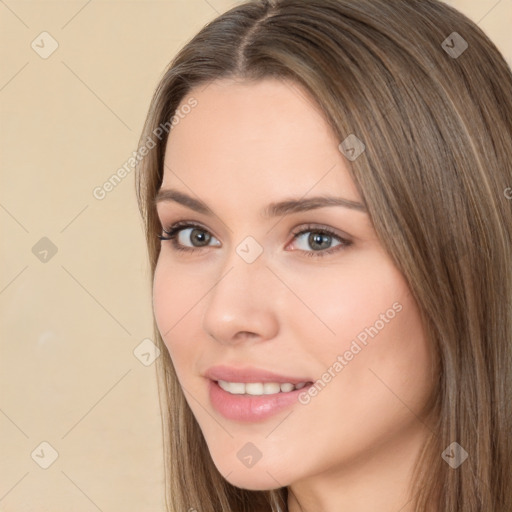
[222,471,284,491]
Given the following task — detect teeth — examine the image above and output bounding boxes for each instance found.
[223,382,245,394]
[246,383,264,395]
[263,383,281,394]
[218,380,307,396]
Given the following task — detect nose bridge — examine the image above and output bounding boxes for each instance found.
[202,240,279,343]
[214,232,270,298]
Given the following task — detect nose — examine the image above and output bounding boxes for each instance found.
[202,251,280,345]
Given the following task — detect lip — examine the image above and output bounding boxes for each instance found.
[204,365,314,422]
[204,365,311,384]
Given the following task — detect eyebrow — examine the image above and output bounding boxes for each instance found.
[154,188,367,217]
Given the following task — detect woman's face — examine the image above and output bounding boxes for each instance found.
[153,78,435,492]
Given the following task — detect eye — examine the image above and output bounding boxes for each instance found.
[158,221,352,258]
[288,224,352,258]
[158,222,220,252]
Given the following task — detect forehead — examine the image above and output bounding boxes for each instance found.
[161,78,360,203]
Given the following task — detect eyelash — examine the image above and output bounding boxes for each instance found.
[158,221,352,258]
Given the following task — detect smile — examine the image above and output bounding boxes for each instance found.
[217,380,308,395]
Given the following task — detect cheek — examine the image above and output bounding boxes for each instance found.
[152,253,205,330]
[317,282,433,434]
[289,254,434,419]
[152,257,202,365]
[282,253,404,362]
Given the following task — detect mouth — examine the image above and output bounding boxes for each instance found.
[203,364,315,422]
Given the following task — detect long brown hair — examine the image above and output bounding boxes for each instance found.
[135,1,512,510]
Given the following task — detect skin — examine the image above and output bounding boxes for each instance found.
[153,77,437,512]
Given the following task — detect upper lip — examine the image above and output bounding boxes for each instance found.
[204,365,312,384]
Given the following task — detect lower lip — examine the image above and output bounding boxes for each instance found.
[208,379,312,422]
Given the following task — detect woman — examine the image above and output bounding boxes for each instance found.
[135,0,512,510]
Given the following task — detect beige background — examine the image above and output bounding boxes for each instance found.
[0,1,510,510]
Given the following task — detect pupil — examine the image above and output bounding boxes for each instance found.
[191,229,210,246]
[309,233,331,250]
